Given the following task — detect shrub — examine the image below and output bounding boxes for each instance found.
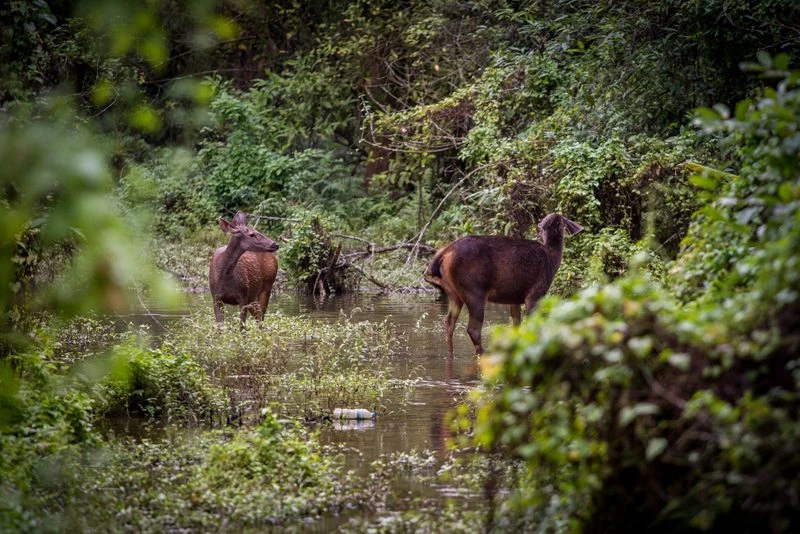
[97,337,228,423]
[279,210,338,290]
[467,63,800,532]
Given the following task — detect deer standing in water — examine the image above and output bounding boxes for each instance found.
[209,212,279,328]
[424,213,583,355]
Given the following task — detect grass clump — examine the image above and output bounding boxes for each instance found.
[165,310,414,419]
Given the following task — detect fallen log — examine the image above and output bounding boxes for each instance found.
[342,242,437,262]
[341,262,392,292]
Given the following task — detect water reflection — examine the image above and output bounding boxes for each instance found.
[332,419,376,431]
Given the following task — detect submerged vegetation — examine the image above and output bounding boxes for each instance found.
[2,0,799,531]
[166,310,411,419]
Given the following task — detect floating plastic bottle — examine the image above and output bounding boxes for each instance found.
[332,408,376,420]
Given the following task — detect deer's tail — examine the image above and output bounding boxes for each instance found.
[423,251,445,288]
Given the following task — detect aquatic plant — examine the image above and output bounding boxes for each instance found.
[165,310,414,419]
[95,337,229,423]
[1,409,366,531]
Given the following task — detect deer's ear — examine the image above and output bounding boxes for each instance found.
[232,211,247,227]
[219,218,234,234]
[563,217,584,236]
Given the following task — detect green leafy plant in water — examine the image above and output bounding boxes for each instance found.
[95,336,228,423]
[1,411,365,531]
[165,309,412,419]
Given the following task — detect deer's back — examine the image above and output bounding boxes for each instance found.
[438,236,555,304]
[210,247,278,304]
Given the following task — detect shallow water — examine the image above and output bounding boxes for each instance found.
[271,292,499,461]
[119,290,511,464]
[114,290,514,525]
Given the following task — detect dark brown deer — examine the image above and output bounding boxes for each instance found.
[209,212,279,328]
[424,213,583,355]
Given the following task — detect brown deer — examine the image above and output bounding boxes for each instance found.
[424,213,583,355]
[209,212,279,328]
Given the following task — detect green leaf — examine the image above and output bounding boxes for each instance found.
[739,61,763,73]
[91,79,114,107]
[210,15,239,40]
[689,174,718,191]
[778,182,793,203]
[668,353,691,371]
[627,336,653,358]
[734,99,751,121]
[619,402,660,427]
[756,50,772,68]
[693,107,720,120]
[129,105,162,133]
[773,53,790,71]
[712,104,730,119]
[646,437,668,461]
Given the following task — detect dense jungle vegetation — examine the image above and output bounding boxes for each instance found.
[1,0,799,531]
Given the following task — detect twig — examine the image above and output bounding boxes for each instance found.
[132,282,165,330]
[341,262,391,292]
[640,365,687,409]
[343,242,436,261]
[257,216,300,222]
[332,233,375,248]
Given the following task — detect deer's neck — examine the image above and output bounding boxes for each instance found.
[542,231,565,267]
[220,239,247,277]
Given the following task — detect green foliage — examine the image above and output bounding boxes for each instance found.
[673,54,800,313]
[0,103,180,342]
[279,210,337,288]
[0,1,83,102]
[550,138,632,228]
[46,315,125,365]
[76,0,232,138]
[166,309,409,419]
[187,412,346,524]
[1,414,362,531]
[0,350,99,531]
[130,148,217,238]
[467,65,800,531]
[96,337,228,422]
[589,231,665,282]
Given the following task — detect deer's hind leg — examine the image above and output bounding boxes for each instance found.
[238,304,249,331]
[464,295,487,355]
[444,294,464,357]
[213,297,224,323]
